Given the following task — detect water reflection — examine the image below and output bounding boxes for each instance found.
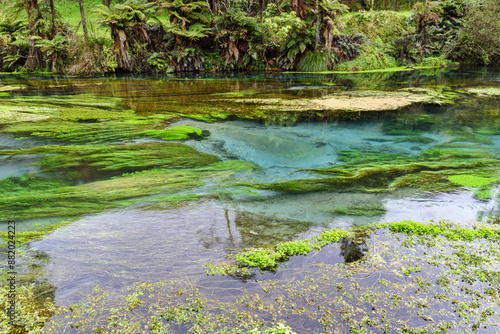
[340,228,370,263]
[30,201,313,305]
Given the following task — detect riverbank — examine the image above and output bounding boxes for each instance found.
[0,0,499,75]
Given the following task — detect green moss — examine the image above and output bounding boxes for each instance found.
[447,175,499,188]
[141,125,205,140]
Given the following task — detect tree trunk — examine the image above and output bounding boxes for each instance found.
[78,0,88,39]
[49,0,57,34]
[315,0,320,49]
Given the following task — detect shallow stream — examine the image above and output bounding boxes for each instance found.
[1,68,499,314]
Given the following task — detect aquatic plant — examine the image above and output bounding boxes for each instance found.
[41,220,500,333]
[244,148,500,194]
[141,125,206,140]
[447,175,499,188]
[234,228,352,270]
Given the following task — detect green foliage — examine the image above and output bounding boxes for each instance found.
[297,51,328,72]
[341,10,409,45]
[391,0,464,65]
[337,43,397,71]
[158,0,210,43]
[450,0,500,65]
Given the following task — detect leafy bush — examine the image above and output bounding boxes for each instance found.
[297,51,328,71]
[449,0,500,65]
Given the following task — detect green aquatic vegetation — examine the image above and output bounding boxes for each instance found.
[1,95,134,122]
[246,148,500,194]
[141,125,205,140]
[10,94,124,111]
[448,133,494,145]
[0,282,58,333]
[0,171,201,220]
[337,150,405,164]
[330,204,385,217]
[0,85,27,92]
[3,142,220,180]
[4,120,141,143]
[447,175,499,188]
[0,111,51,124]
[43,220,500,333]
[465,87,500,97]
[475,189,492,200]
[393,135,435,144]
[118,193,204,210]
[376,220,500,241]
[0,220,73,246]
[234,228,352,270]
[211,91,258,97]
[0,157,256,220]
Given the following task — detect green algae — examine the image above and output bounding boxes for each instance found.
[330,204,386,217]
[245,149,500,194]
[0,155,258,220]
[141,125,205,140]
[393,135,435,144]
[0,85,27,92]
[376,220,500,241]
[447,175,500,188]
[0,142,229,220]
[211,91,258,97]
[4,120,141,143]
[117,193,204,209]
[2,142,220,180]
[475,189,493,200]
[337,150,405,164]
[0,219,73,247]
